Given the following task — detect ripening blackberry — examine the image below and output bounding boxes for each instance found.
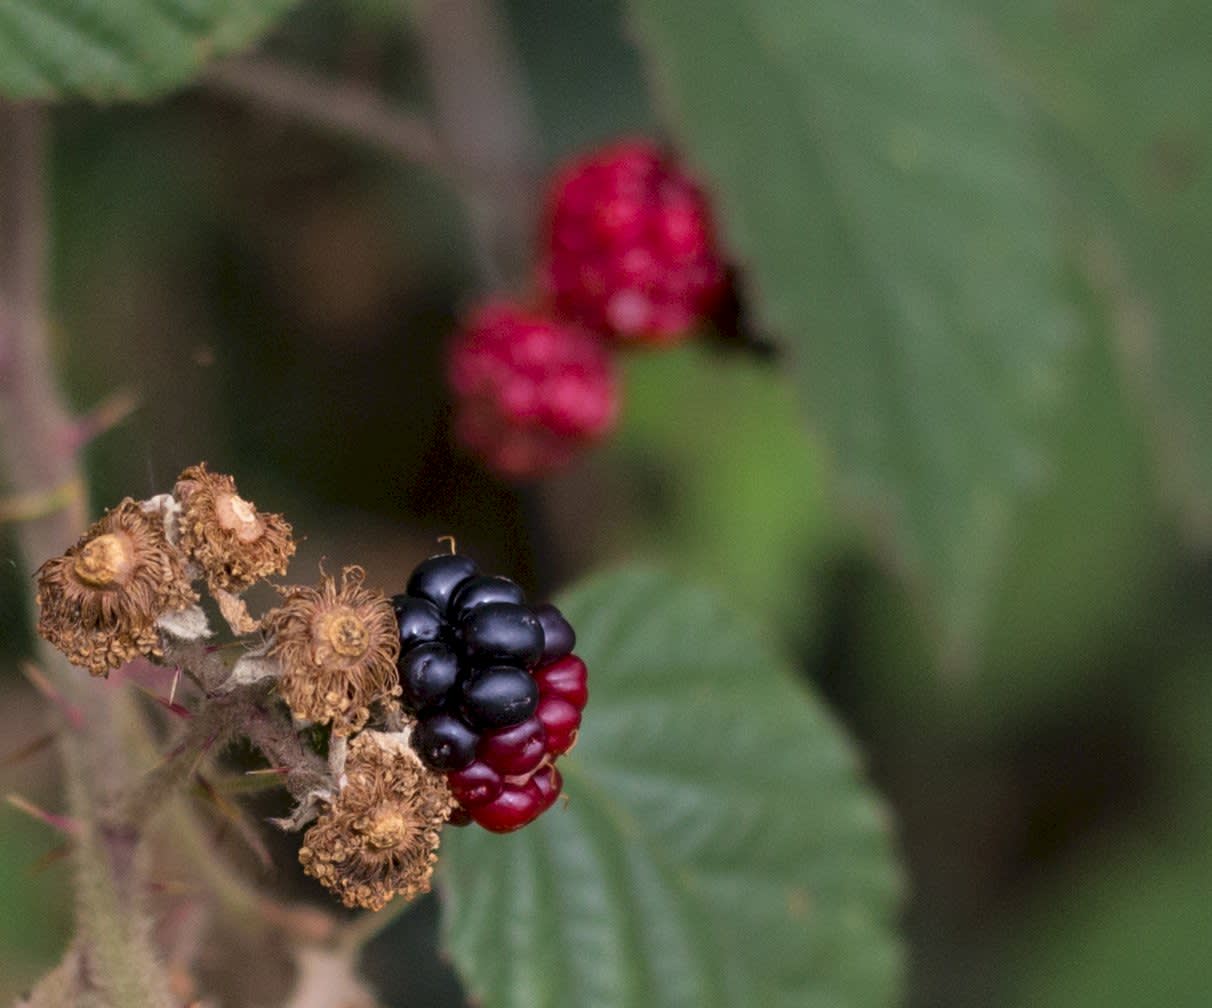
[540,138,727,345]
[447,301,619,479]
[394,550,589,832]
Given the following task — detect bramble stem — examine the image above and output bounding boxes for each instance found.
[0,103,86,556]
[0,102,173,1008]
[205,57,449,174]
[415,0,542,290]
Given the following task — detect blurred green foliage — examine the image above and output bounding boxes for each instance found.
[0,0,298,99]
[0,806,70,1002]
[609,344,836,651]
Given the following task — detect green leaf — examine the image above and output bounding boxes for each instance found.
[439,569,904,1008]
[609,343,837,650]
[0,0,298,100]
[974,0,1212,537]
[850,270,1169,739]
[1001,834,1212,1008]
[624,0,1073,664]
[0,806,70,1002]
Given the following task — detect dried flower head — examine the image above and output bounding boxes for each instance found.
[298,731,454,910]
[263,566,400,736]
[174,463,295,593]
[35,498,198,676]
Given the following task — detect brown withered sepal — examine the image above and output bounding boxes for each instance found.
[174,463,295,593]
[298,731,454,911]
[263,566,400,736]
[35,498,198,676]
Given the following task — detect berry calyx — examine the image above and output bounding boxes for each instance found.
[541,139,727,345]
[447,301,619,478]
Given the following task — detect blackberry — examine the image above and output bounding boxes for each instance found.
[447,760,503,808]
[393,596,447,652]
[449,575,526,624]
[532,764,563,813]
[460,665,540,731]
[398,641,460,713]
[460,601,544,668]
[406,552,479,614]
[447,301,619,478]
[397,550,588,833]
[469,766,563,833]
[468,778,545,833]
[412,712,479,771]
[533,654,589,711]
[536,695,581,757]
[541,139,727,344]
[534,603,576,663]
[478,716,548,777]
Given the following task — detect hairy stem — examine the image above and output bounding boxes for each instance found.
[0,104,86,556]
[0,102,173,1007]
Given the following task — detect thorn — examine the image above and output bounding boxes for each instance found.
[194,773,239,819]
[64,388,139,452]
[204,641,247,654]
[194,773,273,869]
[244,766,290,776]
[6,793,80,836]
[131,681,192,719]
[146,879,194,896]
[168,667,181,708]
[1,731,56,768]
[28,842,72,875]
[21,662,86,731]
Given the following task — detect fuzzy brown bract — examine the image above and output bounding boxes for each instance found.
[174,463,295,593]
[298,731,454,910]
[35,498,198,676]
[263,566,401,736]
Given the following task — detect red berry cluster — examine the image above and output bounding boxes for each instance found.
[396,551,588,833]
[447,138,728,478]
[447,654,588,832]
[447,303,618,478]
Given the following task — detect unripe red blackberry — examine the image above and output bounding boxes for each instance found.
[447,301,619,478]
[541,139,727,345]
